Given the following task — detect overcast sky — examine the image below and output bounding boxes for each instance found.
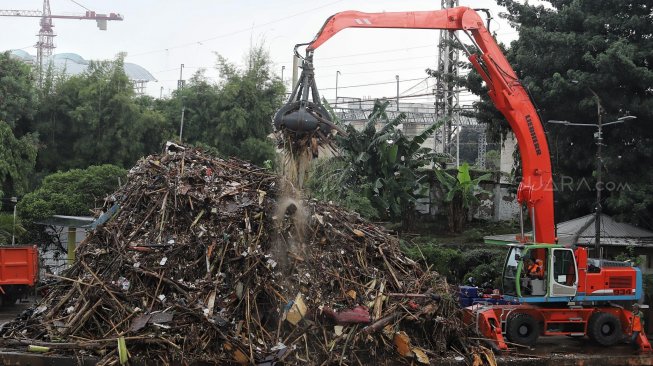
[1,1,542,103]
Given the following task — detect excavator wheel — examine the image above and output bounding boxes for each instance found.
[587,312,622,346]
[506,312,539,346]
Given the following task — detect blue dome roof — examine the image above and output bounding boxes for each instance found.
[52,53,89,65]
[124,62,156,82]
[9,49,34,62]
[5,50,156,82]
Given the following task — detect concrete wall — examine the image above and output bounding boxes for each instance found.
[419,178,520,222]
[40,226,87,277]
[499,132,517,183]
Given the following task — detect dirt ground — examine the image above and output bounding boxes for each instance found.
[0,297,35,326]
[0,297,649,365]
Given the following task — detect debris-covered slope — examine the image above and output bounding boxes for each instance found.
[1,145,480,365]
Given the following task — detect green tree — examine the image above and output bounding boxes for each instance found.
[18,165,126,226]
[403,243,463,282]
[0,51,37,135]
[472,0,653,227]
[163,70,221,147]
[308,101,441,225]
[459,248,505,289]
[214,48,282,164]
[484,150,501,171]
[0,213,25,245]
[162,46,284,166]
[308,158,380,220]
[0,121,38,199]
[434,163,491,233]
[35,56,169,172]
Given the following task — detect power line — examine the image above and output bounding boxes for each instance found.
[274,47,442,67]
[68,0,91,11]
[130,0,344,58]
[400,77,430,96]
[392,92,435,100]
[318,44,435,60]
[12,45,35,51]
[154,66,203,74]
[320,77,425,91]
[402,85,432,98]
[317,55,434,69]
[321,67,430,76]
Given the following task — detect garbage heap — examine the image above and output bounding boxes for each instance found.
[1,145,484,365]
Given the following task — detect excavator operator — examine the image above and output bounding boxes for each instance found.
[521,258,543,295]
[528,259,544,280]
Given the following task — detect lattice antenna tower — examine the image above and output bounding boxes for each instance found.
[435,0,461,156]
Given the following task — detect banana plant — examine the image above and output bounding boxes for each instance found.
[308,100,444,226]
[435,163,491,233]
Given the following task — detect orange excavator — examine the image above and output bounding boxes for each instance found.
[275,6,651,352]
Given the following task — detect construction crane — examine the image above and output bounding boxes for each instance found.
[0,0,123,79]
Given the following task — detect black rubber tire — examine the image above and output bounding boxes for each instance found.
[506,313,539,346]
[587,312,622,346]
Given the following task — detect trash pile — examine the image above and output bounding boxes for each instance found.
[1,145,486,365]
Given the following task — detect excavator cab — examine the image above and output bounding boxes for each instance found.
[502,245,578,302]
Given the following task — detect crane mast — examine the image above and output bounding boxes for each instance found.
[0,0,124,81]
[37,0,54,72]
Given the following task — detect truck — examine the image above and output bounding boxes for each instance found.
[274,6,651,352]
[0,245,38,306]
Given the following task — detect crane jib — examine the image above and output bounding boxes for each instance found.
[525,115,542,156]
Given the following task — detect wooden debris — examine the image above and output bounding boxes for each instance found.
[0,145,473,365]
[285,293,307,325]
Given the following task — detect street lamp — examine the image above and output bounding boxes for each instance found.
[335,70,341,106]
[10,197,17,246]
[179,63,186,143]
[179,106,186,143]
[548,115,637,256]
[395,75,400,111]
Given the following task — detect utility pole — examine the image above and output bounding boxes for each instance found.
[335,70,341,105]
[549,111,636,256]
[291,54,300,87]
[590,89,603,256]
[177,64,185,90]
[179,106,186,143]
[281,65,285,85]
[160,86,163,99]
[456,126,460,167]
[395,75,399,111]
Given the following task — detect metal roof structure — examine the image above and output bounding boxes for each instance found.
[8,50,156,82]
[36,215,95,228]
[485,214,653,247]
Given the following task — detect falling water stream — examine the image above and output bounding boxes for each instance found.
[272,149,312,272]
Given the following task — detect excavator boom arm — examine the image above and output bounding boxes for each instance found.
[306,7,555,244]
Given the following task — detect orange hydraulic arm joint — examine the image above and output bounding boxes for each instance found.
[306,7,555,244]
